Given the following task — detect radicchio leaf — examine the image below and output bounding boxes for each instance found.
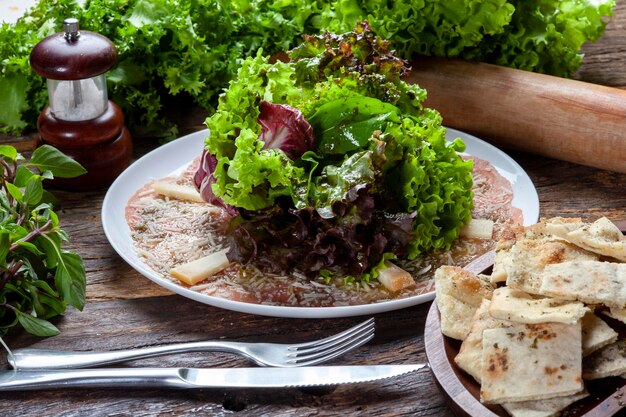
[194,149,237,216]
[258,101,315,160]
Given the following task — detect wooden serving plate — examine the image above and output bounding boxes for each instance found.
[424,221,626,416]
[425,301,626,417]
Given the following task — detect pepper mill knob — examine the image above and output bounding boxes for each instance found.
[63,18,80,39]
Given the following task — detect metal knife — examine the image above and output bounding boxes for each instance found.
[0,364,426,391]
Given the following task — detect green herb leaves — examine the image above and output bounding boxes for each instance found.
[0,145,86,337]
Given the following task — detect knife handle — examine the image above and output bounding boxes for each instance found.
[0,368,187,391]
[407,56,626,173]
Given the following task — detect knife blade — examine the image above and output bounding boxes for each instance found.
[0,364,426,391]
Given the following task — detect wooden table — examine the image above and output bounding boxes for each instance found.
[2,6,626,417]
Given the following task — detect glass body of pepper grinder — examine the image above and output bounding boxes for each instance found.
[29,18,132,190]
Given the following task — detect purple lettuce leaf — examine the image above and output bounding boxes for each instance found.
[226,188,415,278]
[258,101,315,160]
[194,149,237,216]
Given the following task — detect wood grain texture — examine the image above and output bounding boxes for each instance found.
[1,6,626,417]
[409,58,626,173]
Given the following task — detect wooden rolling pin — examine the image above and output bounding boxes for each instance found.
[407,56,626,173]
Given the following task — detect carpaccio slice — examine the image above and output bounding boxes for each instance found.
[124,154,523,307]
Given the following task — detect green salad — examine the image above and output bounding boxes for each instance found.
[194,24,474,281]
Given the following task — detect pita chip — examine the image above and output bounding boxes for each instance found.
[583,339,626,380]
[490,248,511,284]
[505,234,598,295]
[581,312,618,357]
[604,306,626,325]
[435,266,493,340]
[539,261,626,308]
[501,391,588,417]
[543,217,584,237]
[546,217,626,262]
[437,294,478,340]
[454,299,512,383]
[435,265,493,305]
[489,287,589,324]
[480,322,583,404]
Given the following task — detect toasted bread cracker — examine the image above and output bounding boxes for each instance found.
[437,294,477,340]
[435,266,493,340]
[540,261,626,308]
[583,339,626,380]
[546,217,626,262]
[490,223,545,285]
[604,306,626,324]
[501,391,588,417]
[581,312,618,357]
[454,299,512,383]
[489,287,589,324]
[480,322,583,404]
[505,233,598,295]
[435,265,493,305]
[543,217,584,236]
[490,249,511,284]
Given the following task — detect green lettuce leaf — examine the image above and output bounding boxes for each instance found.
[460,0,616,77]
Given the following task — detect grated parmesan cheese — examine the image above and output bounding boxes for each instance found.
[125,155,520,307]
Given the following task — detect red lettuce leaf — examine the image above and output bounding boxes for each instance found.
[258,101,315,160]
[226,189,415,278]
[194,149,237,216]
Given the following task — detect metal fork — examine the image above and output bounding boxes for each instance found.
[8,318,375,370]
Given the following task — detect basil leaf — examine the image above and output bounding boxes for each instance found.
[5,182,23,203]
[14,165,35,187]
[15,311,60,337]
[28,145,87,178]
[0,186,10,209]
[0,232,8,265]
[28,283,66,319]
[0,145,17,161]
[15,241,44,257]
[54,251,86,310]
[35,235,59,268]
[23,176,44,206]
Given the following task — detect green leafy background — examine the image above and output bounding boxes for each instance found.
[0,0,615,139]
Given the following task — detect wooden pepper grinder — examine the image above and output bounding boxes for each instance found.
[30,18,132,190]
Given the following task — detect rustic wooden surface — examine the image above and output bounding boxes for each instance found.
[2,5,626,417]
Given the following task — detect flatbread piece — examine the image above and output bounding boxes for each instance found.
[581,312,618,357]
[539,261,626,308]
[454,299,511,383]
[489,287,589,324]
[583,339,626,380]
[480,322,583,404]
[435,266,493,340]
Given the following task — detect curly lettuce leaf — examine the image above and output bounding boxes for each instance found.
[317,0,516,57]
[204,54,310,210]
[460,0,616,76]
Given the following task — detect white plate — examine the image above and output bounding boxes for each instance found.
[102,128,539,318]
